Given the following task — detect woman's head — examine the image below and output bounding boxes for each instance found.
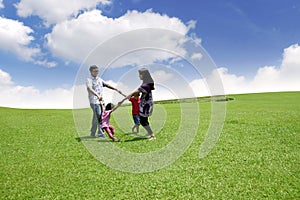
[105,103,114,111]
[138,68,155,90]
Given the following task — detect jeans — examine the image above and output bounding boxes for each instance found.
[90,103,104,136]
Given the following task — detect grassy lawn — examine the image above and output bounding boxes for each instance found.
[0,92,299,199]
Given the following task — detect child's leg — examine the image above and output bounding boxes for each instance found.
[109,125,115,135]
[132,115,140,133]
[109,125,119,142]
[136,125,140,133]
[103,127,114,139]
[132,124,139,133]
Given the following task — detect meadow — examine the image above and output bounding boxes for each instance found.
[0,92,299,199]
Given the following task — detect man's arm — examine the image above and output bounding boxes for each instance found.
[87,86,102,100]
[104,83,126,97]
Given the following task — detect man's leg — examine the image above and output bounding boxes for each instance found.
[90,104,97,136]
[94,104,105,138]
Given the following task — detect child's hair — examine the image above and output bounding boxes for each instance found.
[133,91,140,98]
[105,103,114,111]
[138,67,155,90]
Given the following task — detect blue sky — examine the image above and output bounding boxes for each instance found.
[0,0,299,108]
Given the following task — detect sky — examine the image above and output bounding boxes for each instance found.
[0,0,299,108]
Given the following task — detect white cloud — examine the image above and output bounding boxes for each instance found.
[0,16,40,62]
[0,0,4,9]
[189,78,211,97]
[45,9,194,66]
[213,68,247,95]
[0,69,13,86]
[152,70,174,83]
[189,43,300,97]
[0,16,56,67]
[191,53,203,60]
[249,44,300,92]
[186,20,196,30]
[0,68,73,109]
[15,0,111,25]
[34,60,57,68]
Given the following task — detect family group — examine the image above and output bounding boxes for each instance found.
[86,65,156,142]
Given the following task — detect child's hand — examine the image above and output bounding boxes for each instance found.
[97,95,103,101]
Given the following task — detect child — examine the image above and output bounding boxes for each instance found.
[101,102,122,142]
[129,92,140,133]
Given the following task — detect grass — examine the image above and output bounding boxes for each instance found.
[0,92,299,199]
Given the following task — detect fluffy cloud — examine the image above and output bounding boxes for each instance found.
[0,16,56,67]
[0,69,13,86]
[0,0,4,9]
[0,16,40,62]
[45,9,194,66]
[191,53,203,60]
[0,69,73,109]
[15,0,111,25]
[152,70,174,83]
[190,43,300,96]
[250,44,300,92]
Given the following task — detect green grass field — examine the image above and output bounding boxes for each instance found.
[1,92,299,199]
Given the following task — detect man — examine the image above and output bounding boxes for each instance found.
[86,65,125,138]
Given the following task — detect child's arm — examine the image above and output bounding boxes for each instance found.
[99,100,104,110]
[120,90,140,103]
[110,101,122,113]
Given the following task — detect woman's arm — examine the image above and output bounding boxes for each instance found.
[120,89,140,103]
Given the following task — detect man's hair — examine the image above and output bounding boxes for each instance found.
[89,65,98,72]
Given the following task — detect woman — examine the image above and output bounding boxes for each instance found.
[120,68,156,140]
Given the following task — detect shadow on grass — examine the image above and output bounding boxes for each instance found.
[123,132,136,136]
[75,136,111,143]
[76,134,149,143]
[123,136,149,142]
[97,139,113,143]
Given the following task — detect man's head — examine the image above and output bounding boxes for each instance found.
[89,65,99,77]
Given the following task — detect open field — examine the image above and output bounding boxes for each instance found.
[0,92,299,199]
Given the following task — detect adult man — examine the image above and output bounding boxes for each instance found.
[86,65,124,137]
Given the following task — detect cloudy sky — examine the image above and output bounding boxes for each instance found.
[0,0,299,108]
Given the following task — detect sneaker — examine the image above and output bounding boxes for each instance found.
[113,138,120,142]
[90,134,96,137]
[96,134,105,138]
[149,135,156,141]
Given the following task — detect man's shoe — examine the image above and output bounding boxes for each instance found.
[96,134,105,138]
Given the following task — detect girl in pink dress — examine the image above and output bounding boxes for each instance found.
[101,102,121,142]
